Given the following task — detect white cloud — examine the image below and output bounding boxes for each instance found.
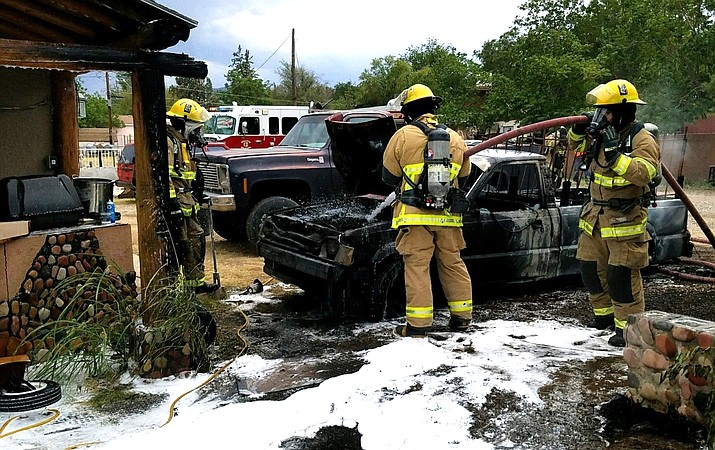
[161,0,525,87]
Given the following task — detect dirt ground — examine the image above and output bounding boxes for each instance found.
[114,187,715,449]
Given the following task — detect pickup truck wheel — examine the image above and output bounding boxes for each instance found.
[369,257,405,321]
[212,211,247,242]
[246,196,299,246]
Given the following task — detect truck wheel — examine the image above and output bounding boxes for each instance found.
[212,211,247,242]
[0,380,62,412]
[246,196,299,247]
[368,257,405,321]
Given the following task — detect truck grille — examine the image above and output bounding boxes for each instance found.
[196,162,230,193]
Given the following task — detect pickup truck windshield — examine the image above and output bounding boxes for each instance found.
[279,114,330,148]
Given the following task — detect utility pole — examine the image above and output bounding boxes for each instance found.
[291,28,296,106]
[105,71,113,145]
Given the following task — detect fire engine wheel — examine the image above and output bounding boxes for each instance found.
[0,380,62,412]
[246,196,299,247]
[368,256,405,321]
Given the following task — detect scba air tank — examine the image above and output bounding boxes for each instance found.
[425,128,451,207]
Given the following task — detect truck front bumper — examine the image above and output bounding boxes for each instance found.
[259,241,344,285]
[205,193,236,212]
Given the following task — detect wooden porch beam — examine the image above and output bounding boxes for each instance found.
[0,38,207,78]
[132,68,170,325]
[51,71,79,178]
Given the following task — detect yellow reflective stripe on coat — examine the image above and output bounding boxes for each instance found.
[181,206,193,216]
[393,213,463,228]
[592,172,632,188]
[611,154,631,175]
[579,218,594,235]
[448,299,472,313]
[169,170,196,181]
[600,216,648,239]
[594,306,614,316]
[406,306,433,319]
[568,128,586,142]
[169,186,177,198]
[401,162,462,189]
[614,317,627,330]
[632,157,657,179]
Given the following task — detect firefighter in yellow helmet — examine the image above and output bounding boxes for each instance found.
[166,98,217,294]
[568,79,660,347]
[382,84,473,337]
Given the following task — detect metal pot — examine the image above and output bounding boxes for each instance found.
[73,177,114,218]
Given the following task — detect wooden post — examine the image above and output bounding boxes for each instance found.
[132,69,169,325]
[51,71,79,177]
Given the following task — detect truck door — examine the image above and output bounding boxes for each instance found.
[461,161,560,284]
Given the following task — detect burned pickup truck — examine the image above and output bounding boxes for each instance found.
[257,116,691,321]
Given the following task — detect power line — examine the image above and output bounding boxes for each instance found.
[255,32,291,72]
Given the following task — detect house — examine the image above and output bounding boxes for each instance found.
[0,0,207,351]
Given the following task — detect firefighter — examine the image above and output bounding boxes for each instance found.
[569,79,661,347]
[382,84,473,337]
[166,98,218,294]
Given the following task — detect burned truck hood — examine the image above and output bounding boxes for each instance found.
[325,113,396,196]
[260,195,394,258]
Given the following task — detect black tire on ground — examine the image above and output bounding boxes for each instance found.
[0,380,62,412]
[212,211,247,242]
[246,196,299,246]
[368,257,406,321]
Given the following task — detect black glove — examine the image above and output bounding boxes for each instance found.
[166,198,184,232]
[571,111,593,135]
[601,126,620,165]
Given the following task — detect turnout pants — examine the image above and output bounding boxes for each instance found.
[395,225,472,329]
[576,225,647,330]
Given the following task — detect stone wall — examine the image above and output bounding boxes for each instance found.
[0,229,138,360]
[624,310,715,425]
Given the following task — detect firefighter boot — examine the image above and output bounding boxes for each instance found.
[585,314,614,330]
[608,328,626,347]
[394,324,430,338]
[448,317,471,332]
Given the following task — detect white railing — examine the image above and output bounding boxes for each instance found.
[79,146,123,168]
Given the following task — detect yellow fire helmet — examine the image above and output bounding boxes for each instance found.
[167,98,210,123]
[586,79,646,106]
[401,84,443,106]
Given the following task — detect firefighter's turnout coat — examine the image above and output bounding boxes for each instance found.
[167,126,206,286]
[382,114,472,329]
[570,122,660,330]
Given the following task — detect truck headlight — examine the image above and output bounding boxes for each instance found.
[319,237,354,266]
[217,164,230,193]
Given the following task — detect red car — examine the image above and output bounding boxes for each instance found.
[116,144,135,190]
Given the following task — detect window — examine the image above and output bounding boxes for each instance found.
[239,117,260,135]
[480,163,542,206]
[282,117,298,134]
[269,117,279,135]
[206,115,235,135]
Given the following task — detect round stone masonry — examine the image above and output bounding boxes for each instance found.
[625,310,715,427]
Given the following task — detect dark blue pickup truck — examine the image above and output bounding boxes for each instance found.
[196,108,400,244]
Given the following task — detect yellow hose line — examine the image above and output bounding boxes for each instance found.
[161,305,249,427]
[65,441,103,449]
[0,408,60,439]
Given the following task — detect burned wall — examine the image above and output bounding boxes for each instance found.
[0,68,54,181]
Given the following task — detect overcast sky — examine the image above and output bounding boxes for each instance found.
[80,0,526,95]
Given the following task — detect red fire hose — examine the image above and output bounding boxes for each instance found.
[467,115,715,282]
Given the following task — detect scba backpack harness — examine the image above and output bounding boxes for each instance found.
[399,120,469,213]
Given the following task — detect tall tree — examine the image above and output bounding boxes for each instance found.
[79,93,122,128]
[224,45,271,104]
[271,60,332,106]
[167,76,214,107]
